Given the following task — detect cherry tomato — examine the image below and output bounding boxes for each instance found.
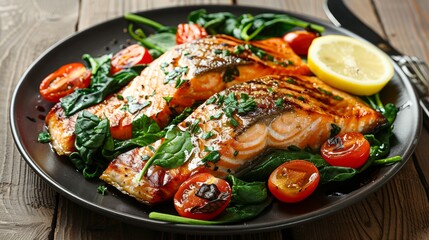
[39,63,91,102]
[283,30,318,55]
[268,160,320,203]
[321,132,370,169]
[176,23,208,45]
[174,173,231,220]
[110,44,152,74]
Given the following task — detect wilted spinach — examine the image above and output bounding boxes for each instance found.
[70,111,114,179]
[241,149,328,181]
[61,54,139,116]
[135,127,194,181]
[124,9,325,57]
[187,9,324,41]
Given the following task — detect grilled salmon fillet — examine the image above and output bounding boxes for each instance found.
[100,74,386,205]
[46,35,310,155]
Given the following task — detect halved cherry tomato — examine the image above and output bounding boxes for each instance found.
[39,62,91,102]
[321,132,370,169]
[174,173,231,220]
[110,44,152,75]
[268,160,320,203]
[283,30,318,55]
[176,23,208,45]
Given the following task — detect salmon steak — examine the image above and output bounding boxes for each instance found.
[46,35,310,156]
[100,74,386,205]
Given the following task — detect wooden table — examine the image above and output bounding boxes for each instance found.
[2,0,428,239]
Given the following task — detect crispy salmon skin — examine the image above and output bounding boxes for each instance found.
[100,74,386,205]
[46,35,310,155]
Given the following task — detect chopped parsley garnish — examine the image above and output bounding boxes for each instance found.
[189,119,201,134]
[214,49,223,54]
[202,131,214,140]
[222,66,239,83]
[208,92,256,127]
[97,185,107,195]
[275,98,284,108]
[210,112,223,120]
[164,66,189,88]
[233,150,239,157]
[202,147,221,163]
[297,96,305,102]
[236,93,257,115]
[37,132,51,143]
[160,62,169,74]
[206,96,217,105]
[229,118,239,127]
[116,94,124,100]
[234,45,245,54]
[163,96,173,103]
[125,96,151,114]
[286,78,296,84]
[318,87,332,96]
[333,95,344,101]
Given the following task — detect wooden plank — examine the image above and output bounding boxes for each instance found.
[375,0,429,189]
[375,0,429,62]
[0,0,79,239]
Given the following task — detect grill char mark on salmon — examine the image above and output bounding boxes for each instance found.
[45,35,310,156]
[100,74,386,205]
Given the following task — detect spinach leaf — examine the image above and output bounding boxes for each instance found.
[37,131,51,143]
[364,93,400,160]
[125,9,325,50]
[102,114,165,160]
[226,175,267,204]
[188,9,237,35]
[136,127,194,181]
[70,111,113,179]
[60,54,139,116]
[241,149,328,181]
[125,13,177,55]
[150,128,193,168]
[215,196,273,223]
[143,32,177,53]
[187,9,325,41]
[319,166,357,184]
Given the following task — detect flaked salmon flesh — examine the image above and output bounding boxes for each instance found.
[100,75,386,205]
[46,35,310,156]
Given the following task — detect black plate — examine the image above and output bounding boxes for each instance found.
[9,5,421,234]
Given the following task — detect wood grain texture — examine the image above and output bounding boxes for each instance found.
[0,0,79,239]
[374,0,429,192]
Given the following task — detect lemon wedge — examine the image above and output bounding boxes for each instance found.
[307,35,394,96]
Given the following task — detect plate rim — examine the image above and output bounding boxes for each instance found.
[9,4,422,234]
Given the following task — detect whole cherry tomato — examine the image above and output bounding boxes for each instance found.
[110,44,152,74]
[268,160,320,203]
[174,173,231,220]
[176,23,208,44]
[320,132,370,169]
[39,62,91,102]
[283,30,318,55]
